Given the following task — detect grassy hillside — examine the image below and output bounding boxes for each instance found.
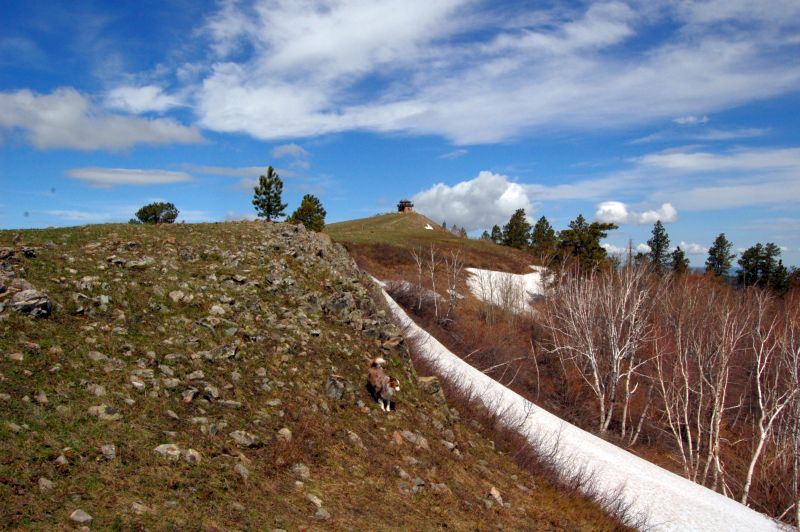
[327,212,536,276]
[0,221,623,530]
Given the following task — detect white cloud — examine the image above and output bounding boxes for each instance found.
[630,126,769,144]
[0,88,202,150]
[66,167,192,186]
[105,85,183,113]
[602,242,651,255]
[225,210,258,222]
[191,0,800,144]
[439,149,468,160]
[412,171,533,231]
[673,115,709,125]
[678,241,709,255]
[595,201,678,225]
[271,143,310,169]
[45,209,115,222]
[637,243,651,253]
[181,164,265,178]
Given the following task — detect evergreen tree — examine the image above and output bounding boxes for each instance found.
[647,220,671,274]
[132,202,179,224]
[705,233,735,277]
[737,242,786,291]
[442,221,447,230]
[502,209,532,249]
[480,230,491,241]
[490,224,502,244]
[287,194,326,232]
[530,216,558,258]
[558,214,618,271]
[252,166,287,221]
[671,246,690,275]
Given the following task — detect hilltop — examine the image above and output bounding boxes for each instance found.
[327,212,536,278]
[0,221,622,530]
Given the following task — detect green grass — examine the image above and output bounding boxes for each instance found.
[0,221,624,530]
[327,212,537,274]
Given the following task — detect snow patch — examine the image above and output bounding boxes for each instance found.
[379,284,781,531]
[465,266,546,313]
[424,223,434,230]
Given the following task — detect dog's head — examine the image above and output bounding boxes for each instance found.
[371,357,387,368]
[388,376,400,392]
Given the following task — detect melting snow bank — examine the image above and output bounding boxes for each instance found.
[378,284,782,531]
[465,266,546,314]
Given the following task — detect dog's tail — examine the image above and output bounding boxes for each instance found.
[370,357,387,368]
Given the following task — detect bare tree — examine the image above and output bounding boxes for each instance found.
[410,247,424,311]
[428,245,440,320]
[544,264,655,434]
[740,291,800,505]
[443,249,465,323]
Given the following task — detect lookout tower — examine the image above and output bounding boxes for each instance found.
[397,199,414,213]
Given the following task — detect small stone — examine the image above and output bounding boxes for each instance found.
[154,443,182,461]
[35,391,48,405]
[38,477,54,492]
[210,305,226,316]
[100,444,116,460]
[489,486,503,506]
[166,410,180,421]
[168,290,185,303]
[186,370,204,381]
[7,352,23,362]
[432,483,452,495]
[7,422,22,433]
[70,509,92,525]
[88,404,121,421]
[87,351,108,362]
[87,384,106,396]
[0,393,10,401]
[230,430,259,447]
[203,384,220,400]
[291,463,311,480]
[131,502,153,515]
[10,289,52,318]
[276,427,292,443]
[314,507,330,521]
[235,462,249,481]
[306,493,323,508]
[229,501,245,512]
[182,448,202,464]
[182,389,198,403]
[55,454,69,466]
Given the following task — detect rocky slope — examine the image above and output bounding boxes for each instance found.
[0,221,622,530]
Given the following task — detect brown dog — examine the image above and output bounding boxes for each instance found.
[367,357,400,411]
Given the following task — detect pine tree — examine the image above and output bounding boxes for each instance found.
[558,214,618,271]
[705,233,735,277]
[132,202,179,224]
[502,209,532,249]
[530,216,558,258]
[442,221,447,230]
[480,230,491,241]
[647,220,670,274]
[252,166,287,221]
[287,194,326,232]
[737,242,785,290]
[490,225,502,244]
[671,246,689,275]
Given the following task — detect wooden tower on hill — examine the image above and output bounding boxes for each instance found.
[397,199,414,213]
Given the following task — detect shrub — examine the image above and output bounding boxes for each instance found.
[132,202,179,224]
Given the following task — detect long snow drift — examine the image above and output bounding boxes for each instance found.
[465,266,546,314]
[380,286,780,531]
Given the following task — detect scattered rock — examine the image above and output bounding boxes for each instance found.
[489,486,503,506]
[69,509,92,525]
[306,493,323,508]
[276,427,292,443]
[10,289,52,318]
[100,444,116,461]
[131,502,153,515]
[291,463,311,480]
[235,462,249,481]
[182,448,202,464]
[87,404,121,421]
[324,374,347,400]
[38,477,54,493]
[400,430,429,450]
[230,430,259,448]
[154,443,182,461]
[315,507,331,521]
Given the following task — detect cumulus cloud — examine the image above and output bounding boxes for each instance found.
[602,242,651,255]
[105,85,183,113]
[595,201,678,225]
[678,241,709,255]
[225,210,258,221]
[66,167,192,186]
[0,88,202,150]
[412,171,533,231]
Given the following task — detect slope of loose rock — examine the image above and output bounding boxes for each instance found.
[0,221,623,530]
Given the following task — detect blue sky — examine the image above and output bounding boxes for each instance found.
[2,0,799,267]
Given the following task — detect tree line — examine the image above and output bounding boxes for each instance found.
[482,208,798,293]
[128,166,327,232]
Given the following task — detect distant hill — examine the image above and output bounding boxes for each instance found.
[327,212,537,278]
